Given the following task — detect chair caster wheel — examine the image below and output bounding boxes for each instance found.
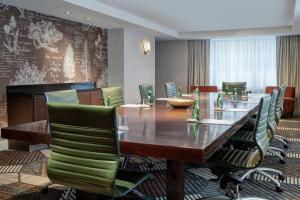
[280,152,286,157]
[284,144,288,149]
[278,174,286,181]
[276,186,283,193]
[279,159,286,164]
[225,190,236,199]
[41,187,48,194]
[147,163,154,169]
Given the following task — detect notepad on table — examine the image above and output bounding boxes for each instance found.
[182,94,193,97]
[156,98,170,101]
[121,104,149,108]
[199,119,235,126]
[225,108,250,112]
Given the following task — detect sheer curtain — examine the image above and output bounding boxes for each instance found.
[210,36,276,92]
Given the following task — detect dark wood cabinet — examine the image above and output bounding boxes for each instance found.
[33,95,47,122]
[7,82,103,126]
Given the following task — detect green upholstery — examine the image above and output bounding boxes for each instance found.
[45,90,79,104]
[101,87,125,107]
[268,90,279,138]
[230,90,278,144]
[164,82,176,98]
[47,103,151,197]
[222,82,246,95]
[208,96,271,170]
[139,84,154,103]
[275,85,286,123]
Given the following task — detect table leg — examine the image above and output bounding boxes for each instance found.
[166,159,184,200]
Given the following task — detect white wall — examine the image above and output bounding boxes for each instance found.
[108,29,124,88]
[108,28,155,103]
[124,29,155,103]
[155,40,188,97]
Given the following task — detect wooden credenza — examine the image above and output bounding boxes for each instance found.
[7,82,103,126]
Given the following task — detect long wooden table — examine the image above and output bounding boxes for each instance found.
[1,93,263,200]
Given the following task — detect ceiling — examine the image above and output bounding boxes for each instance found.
[1,0,299,39]
[97,0,294,32]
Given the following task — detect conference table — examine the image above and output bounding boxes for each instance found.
[1,93,264,200]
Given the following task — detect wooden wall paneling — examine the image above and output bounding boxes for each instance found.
[7,95,33,126]
[90,89,103,105]
[78,90,91,105]
[33,95,47,121]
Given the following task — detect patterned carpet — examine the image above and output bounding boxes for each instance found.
[0,118,300,199]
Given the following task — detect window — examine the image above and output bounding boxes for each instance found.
[209,36,276,92]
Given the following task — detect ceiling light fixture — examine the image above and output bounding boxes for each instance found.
[86,17,91,20]
[64,11,71,15]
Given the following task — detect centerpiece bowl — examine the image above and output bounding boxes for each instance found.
[168,98,193,108]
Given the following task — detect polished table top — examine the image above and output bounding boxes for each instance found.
[1,93,263,163]
[117,93,261,163]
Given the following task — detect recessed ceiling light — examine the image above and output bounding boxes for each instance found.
[86,17,90,20]
[64,11,71,15]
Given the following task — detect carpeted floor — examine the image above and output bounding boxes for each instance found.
[0,118,300,200]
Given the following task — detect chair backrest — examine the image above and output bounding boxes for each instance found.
[222,82,246,94]
[275,85,286,123]
[45,90,79,104]
[265,86,278,94]
[165,82,176,98]
[190,85,218,93]
[253,95,271,163]
[47,102,119,195]
[267,90,279,138]
[139,84,154,103]
[265,86,295,98]
[101,86,125,107]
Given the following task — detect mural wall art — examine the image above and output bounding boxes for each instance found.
[0,3,108,128]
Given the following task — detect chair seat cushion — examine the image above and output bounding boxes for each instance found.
[199,196,231,200]
[208,147,260,169]
[115,168,153,197]
[230,130,255,143]
[241,118,256,131]
[229,129,271,145]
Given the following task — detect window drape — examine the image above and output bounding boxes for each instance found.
[277,36,300,115]
[209,37,277,92]
[188,40,210,92]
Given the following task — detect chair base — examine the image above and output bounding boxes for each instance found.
[122,155,155,169]
[199,184,268,200]
[41,186,74,199]
[267,148,285,164]
[230,167,284,192]
[274,135,289,149]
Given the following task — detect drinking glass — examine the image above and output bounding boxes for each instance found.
[214,100,223,111]
[117,115,129,133]
[142,98,151,107]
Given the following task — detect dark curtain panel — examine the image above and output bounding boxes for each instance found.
[277,36,300,115]
[188,40,210,92]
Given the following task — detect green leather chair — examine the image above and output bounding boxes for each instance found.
[274,85,288,148]
[139,84,154,103]
[45,90,79,104]
[192,96,284,197]
[222,82,246,95]
[46,102,152,198]
[275,85,286,123]
[228,90,287,162]
[164,82,176,98]
[232,86,288,154]
[101,86,125,107]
